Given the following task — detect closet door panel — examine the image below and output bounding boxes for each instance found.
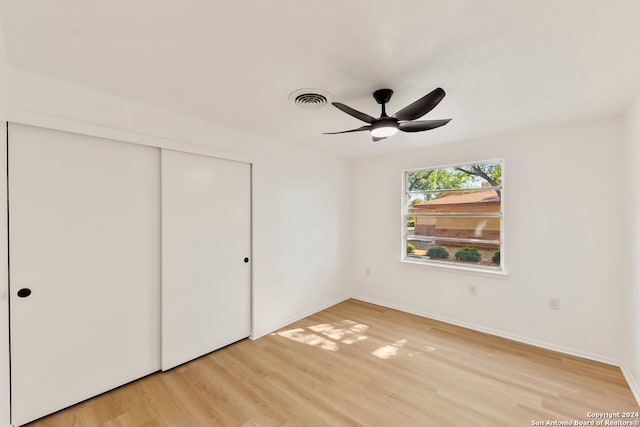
[161,149,251,370]
[9,124,161,426]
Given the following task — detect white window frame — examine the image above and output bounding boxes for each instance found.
[401,159,506,276]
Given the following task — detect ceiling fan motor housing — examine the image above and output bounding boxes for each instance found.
[371,117,398,130]
[370,117,399,138]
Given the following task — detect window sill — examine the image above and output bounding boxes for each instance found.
[400,257,509,278]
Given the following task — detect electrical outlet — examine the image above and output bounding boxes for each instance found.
[468,284,477,296]
[549,297,560,310]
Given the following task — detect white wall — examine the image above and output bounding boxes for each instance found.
[6,70,352,340]
[351,117,624,364]
[623,97,640,400]
[252,146,351,335]
[0,19,8,427]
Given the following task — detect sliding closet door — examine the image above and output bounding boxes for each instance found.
[9,124,161,426]
[161,149,251,370]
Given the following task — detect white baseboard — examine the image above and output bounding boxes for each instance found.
[250,295,351,340]
[351,295,622,367]
[621,366,640,406]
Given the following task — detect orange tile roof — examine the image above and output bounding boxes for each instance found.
[412,190,500,206]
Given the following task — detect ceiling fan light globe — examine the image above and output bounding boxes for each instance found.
[370,126,398,138]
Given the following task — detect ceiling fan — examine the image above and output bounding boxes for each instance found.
[325,88,451,142]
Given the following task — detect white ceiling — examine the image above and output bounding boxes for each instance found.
[1,1,639,157]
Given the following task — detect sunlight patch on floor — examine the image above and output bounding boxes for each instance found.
[276,328,339,351]
[276,320,369,351]
[372,339,407,359]
[308,320,369,344]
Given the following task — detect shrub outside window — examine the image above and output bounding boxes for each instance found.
[403,160,503,272]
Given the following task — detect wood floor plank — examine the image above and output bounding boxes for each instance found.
[26,299,639,426]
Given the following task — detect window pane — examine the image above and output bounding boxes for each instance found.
[403,160,503,271]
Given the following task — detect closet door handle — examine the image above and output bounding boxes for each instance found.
[17,288,32,298]
[244,257,249,263]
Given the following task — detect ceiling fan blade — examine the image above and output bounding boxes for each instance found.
[393,88,446,121]
[372,136,387,142]
[332,102,376,124]
[399,118,451,132]
[323,125,371,135]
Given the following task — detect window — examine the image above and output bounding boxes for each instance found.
[403,160,503,272]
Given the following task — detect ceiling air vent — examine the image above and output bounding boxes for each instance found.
[289,89,332,109]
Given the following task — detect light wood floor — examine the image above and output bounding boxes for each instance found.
[27,299,639,426]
